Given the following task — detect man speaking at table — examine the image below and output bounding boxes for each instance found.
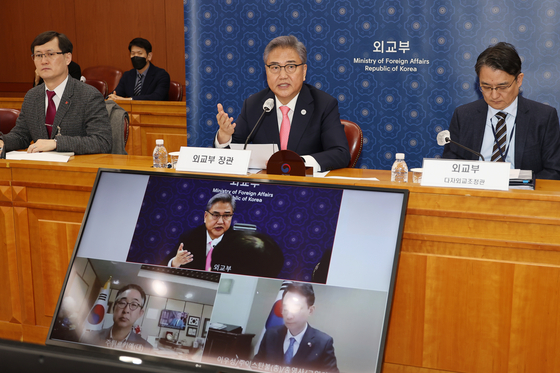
[165,192,235,270]
[0,31,112,156]
[442,42,560,180]
[215,35,350,171]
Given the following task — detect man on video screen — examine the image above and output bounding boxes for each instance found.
[80,284,153,351]
[254,282,339,372]
[164,192,235,270]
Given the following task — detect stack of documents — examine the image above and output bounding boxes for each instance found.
[509,169,534,190]
[6,151,73,162]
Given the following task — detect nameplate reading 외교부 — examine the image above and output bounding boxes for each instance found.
[421,158,510,191]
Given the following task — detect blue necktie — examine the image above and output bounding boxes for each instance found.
[134,74,143,96]
[284,337,296,364]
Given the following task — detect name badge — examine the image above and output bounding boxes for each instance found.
[175,146,250,175]
[421,158,510,191]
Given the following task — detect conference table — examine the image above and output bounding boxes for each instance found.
[1,154,560,373]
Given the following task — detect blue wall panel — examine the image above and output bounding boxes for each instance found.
[185,0,560,170]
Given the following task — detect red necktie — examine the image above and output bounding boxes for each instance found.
[279,106,291,150]
[45,90,56,138]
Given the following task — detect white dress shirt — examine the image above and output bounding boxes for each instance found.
[480,97,518,167]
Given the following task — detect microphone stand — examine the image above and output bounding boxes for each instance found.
[446,137,485,161]
[244,110,269,150]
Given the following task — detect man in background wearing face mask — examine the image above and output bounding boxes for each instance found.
[108,38,170,101]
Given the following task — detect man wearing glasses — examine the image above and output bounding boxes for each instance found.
[443,42,560,180]
[80,284,153,351]
[215,35,350,171]
[0,31,111,157]
[166,193,235,271]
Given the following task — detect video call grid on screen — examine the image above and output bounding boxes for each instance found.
[47,169,408,373]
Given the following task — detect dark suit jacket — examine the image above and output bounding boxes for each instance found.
[80,327,153,351]
[442,96,560,180]
[114,63,170,101]
[231,83,350,171]
[1,76,112,155]
[254,324,339,373]
[163,224,232,270]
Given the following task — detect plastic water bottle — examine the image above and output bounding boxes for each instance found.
[152,139,168,168]
[391,153,409,182]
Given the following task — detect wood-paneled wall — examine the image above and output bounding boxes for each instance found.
[0,0,185,96]
[2,161,560,373]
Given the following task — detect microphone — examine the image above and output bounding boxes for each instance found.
[437,130,485,162]
[244,98,274,150]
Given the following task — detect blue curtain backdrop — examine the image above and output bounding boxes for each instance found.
[184,0,560,170]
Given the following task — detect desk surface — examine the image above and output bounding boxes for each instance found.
[6,152,560,189]
[1,155,560,373]
[0,98,186,112]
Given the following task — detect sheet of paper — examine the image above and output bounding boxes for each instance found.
[6,151,72,162]
[509,169,521,178]
[510,169,532,180]
[325,175,380,181]
[209,322,226,330]
[230,143,278,169]
[318,171,379,180]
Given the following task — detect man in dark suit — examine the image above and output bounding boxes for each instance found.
[0,31,112,155]
[80,284,153,352]
[443,42,560,180]
[215,35,350,171]
[108,38,170,101]
[254,283,339,373]
[165,192,235,271]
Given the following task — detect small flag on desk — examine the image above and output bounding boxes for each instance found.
[254,281,291,355]
[82,276,112,333]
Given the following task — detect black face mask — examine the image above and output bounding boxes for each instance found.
[131,56,147,70]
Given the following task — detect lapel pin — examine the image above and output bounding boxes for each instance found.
[301,109,307,115]
[308,342,312,347]
[65,101,68,104]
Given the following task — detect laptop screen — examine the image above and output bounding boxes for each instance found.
[47,169,408,373]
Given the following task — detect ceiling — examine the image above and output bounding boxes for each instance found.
[87,259,219,305]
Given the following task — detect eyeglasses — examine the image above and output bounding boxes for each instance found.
[206,211,234,221]
[266,63,304,74]
[115,299,143,311]
[479,76,518,93]
[31,52,65,61]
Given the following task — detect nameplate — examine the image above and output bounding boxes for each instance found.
[421,158,510,191]
[175,146,250,175]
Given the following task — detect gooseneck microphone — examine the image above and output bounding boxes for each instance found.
[437,130,486,162]
[244,98,275,150]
